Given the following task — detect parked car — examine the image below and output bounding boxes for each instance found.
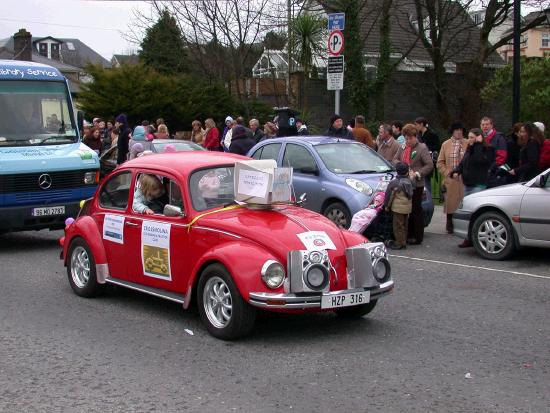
[453,168,550,260]
[248,136,434,228]
[100,139,205,177]
[60,152,395,339]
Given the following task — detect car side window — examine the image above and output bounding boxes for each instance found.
[99,171,132,210]
[259,143,282,161]
[168,180,184,212]
[132,173,170,215]
[251,147,263,159]
[282,143,317,172]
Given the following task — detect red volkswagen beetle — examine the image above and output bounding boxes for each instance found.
[60,152,394,339]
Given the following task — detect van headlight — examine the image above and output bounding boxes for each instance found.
[345,178,373,195]
[84,171,98,184]
[261,260,285,289]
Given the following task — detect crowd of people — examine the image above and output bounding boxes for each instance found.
[82,112,549,251]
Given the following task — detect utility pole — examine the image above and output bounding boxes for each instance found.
[512,0,521,123]
[287,0,292,104]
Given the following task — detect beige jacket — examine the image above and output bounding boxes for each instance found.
[393,142,434,188]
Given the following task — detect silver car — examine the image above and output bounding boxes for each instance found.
[453,168,550,260]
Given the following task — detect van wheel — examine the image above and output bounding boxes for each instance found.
[324,202,351,229]
[472,212,515,260]
[67,238,104,297]
[197,263,256,340]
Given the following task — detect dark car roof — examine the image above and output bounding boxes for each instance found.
[121,151,249,179]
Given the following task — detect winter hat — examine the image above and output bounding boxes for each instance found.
[534,121,545,134]
[330,114,342,127]
[115,114,127,124]
[132,126,146,141]
[225,116,234,124]
[232,125,247,139]
[395,161,409,177]
[164,144,177,153]
[131,142,144,154]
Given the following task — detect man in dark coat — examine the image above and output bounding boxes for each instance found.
[115,114,132,164]
[249,118,265,143]
[228,125,256,156]
[326,114,353,139]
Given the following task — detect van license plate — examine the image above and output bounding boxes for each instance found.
[321,291,370,309]
[32,206,65,216]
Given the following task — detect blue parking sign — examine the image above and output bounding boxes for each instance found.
[328,13,345,31]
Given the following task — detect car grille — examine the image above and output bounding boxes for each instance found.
[0,170,92,193]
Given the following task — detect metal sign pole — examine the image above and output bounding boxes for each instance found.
[335,90,340,115]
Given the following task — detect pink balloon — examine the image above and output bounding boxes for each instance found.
[65,217,75,226]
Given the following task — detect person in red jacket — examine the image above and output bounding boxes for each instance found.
[203,118,221,151]
[534,122,550,171]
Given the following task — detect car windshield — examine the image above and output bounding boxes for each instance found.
[153,141,204,153]
[0,80,77,146]
[189,166,235,211]
[314,143,393,174]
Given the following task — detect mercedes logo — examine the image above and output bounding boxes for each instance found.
[38,173,52,190]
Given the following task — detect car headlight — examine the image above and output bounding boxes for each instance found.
[304,264,329,290]
[372,257,391,283]
[369,244,387,259]
[261,260,285,289]
[345,178,373,195]
[84,171,98,184]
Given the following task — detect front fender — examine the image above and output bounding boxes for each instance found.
[188,240,281,303]
[63,215,108,271]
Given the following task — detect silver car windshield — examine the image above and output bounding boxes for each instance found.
[0,80,77,146]
[314,143,393,174]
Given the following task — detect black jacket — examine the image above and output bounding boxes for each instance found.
[514,138,540,182]
[229,135,256,156]
[116,125,132,164]
[454,143,495,187]
[419,128,440,153]
[326,126,353,139]
[252,129,265,143]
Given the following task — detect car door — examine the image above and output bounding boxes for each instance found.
[519,174,550,241]
[96,170,133,280]
[251,142,282,163]
[281,143,321,212]
[124,172,190,293]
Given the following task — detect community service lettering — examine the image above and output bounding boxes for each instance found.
[0,67,59,78]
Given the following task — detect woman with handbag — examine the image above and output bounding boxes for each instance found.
[437,122,468,234]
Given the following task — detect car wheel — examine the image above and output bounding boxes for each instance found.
[335,300,377,318]
[197,263,256,340]
[67,238,104,297]
[472,212,515,260]
[324,202,351,229]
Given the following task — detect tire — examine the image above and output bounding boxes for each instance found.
[335,300,377,318]
[471,211,516,260]
[323,202,351,229]
[67,238,104,297]
[197,263,256,340]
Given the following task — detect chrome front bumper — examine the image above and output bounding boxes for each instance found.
[248,280,394,309]
[452,210,472,239]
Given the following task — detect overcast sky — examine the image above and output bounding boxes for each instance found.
[0,0,155,59]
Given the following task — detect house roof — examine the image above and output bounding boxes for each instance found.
[0,36,111,69]
[523,9,550,27]
[112,54,140,66]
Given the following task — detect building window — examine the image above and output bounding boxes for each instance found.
[520,34,528,47]
[542,33,549,48]
[51,43,60,60]
[38,43,48,57]
[473,13,481,24]
[66,42,75,51]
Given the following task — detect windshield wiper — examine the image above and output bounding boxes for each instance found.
[37,136,75,145]
[347,169,379,174]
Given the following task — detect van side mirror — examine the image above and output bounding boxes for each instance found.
[538,174,548,188]
[164,204,185,217]
[77,110,85,136]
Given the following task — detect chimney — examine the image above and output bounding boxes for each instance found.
[13,29,32,62]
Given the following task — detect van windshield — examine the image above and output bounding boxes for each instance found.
[0,80,77,146]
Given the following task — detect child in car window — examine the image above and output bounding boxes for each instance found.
[133,174,165,215]
[198,170,221,209]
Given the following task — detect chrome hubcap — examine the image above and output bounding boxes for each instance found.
[326,208,347,228]
[71,246,90,288]
[477,219,507,254]
[203,276,232,329]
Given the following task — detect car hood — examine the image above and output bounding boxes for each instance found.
[0,142,99,173]
[466,182,527,199]
[194,205,351,260]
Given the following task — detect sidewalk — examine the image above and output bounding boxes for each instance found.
[425,204,446,235]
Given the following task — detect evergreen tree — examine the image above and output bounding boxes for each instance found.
[139,9,188,75]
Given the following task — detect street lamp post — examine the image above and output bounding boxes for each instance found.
[512,0,521,124]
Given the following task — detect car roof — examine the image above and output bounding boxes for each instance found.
[260,136,360,146]
[120,151,249,178]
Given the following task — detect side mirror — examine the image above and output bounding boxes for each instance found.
[163,204,185,217]
[77,110,84,137]
[538,174,548,188]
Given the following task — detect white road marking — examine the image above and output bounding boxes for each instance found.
[388,254,550,280]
